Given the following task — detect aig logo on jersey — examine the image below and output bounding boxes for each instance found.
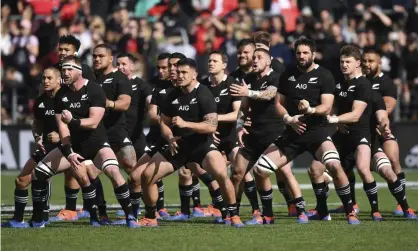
[70,102,81,108]
[295,83,307,89]
[178,105,189,111]
[45,110,55,115]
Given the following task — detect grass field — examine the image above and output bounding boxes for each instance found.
[1,170,418,251]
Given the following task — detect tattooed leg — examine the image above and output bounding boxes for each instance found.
[116,145,137,174]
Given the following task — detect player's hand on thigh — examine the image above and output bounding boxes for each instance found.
[212,132,221,145]
[288,115,306,135]
[237,127,248,147]
[67,153,85,172]
[168,136,180,155]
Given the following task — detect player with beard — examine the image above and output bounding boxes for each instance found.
[138,58,244,227]
[51,35,103,222]
[253,38,360,224]
[128,53,186,220]
[31,56,140,228]
[362,49,410,216]
[7,68,61,228]
[229,48,297,225]
[113,53,152,220]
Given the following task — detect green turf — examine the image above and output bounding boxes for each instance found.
[2,171,418,251]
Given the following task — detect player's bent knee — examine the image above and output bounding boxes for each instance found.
[373,157,392,173]
[321,150,340,166]
[255,154,278,175]
[34,161,56,181]
[101,159,119,172]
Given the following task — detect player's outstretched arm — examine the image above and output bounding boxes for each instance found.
[80,107,105,129]
[148,104,160,125]
[55,113,71,145]
[218,100,241,123]
[177,113,218,134]
[313,94,334,115]
[160,113,175,142]
[248,86,277,101]
[331,100,367,124]
[31,118,43,142]
[106,94,131,111]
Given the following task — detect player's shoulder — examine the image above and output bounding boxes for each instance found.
[244,72,257,82]
[196,82,212,94]
[112,69,129,81]
[357,76,372,88]
[379,73,394,85]
[315,65,333,77]
[271,58,285,73]
[86,80,104,92]
[200,77,211,87]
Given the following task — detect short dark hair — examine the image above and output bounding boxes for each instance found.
[362,48,382,58]
[58,35,81,51]
[157,53,171,61]
[253,48,271,57]
[117,52,135,62]
[45,67,61,78]
[169,52,186,61]
[252,31,271,47]
[340,44,361,60]
[94,43,113,56]
[62,55,82,66]
[209,50,229,64]
[176,58,197,70]
[294,37,316,53]
[237,38,255,51]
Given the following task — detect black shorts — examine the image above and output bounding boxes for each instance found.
[240,132,279,162]
[31,142,60,163]
[144,135,167,158]
[274,125,335,162]
[371,134,385,156]
[131,132,147,159]
[333,130,371,164]
[72,138,111,160]
[107,127,132,153]
[161,139,218,170]
[217,135,238,156]
[378,132,398,144]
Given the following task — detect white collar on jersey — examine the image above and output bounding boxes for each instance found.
[208,74,227,83]
[313,64,319,69]
[378,72,384,77]
[266,69,273,76]
[84,80,89,86]
[132,75,137,79]
[194,82,200,89]
[112,69,118,73]
[354,74,363,79]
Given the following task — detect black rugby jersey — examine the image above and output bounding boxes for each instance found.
[244,69,284,136]
[201,75,240,138]
[126,75,152,137]
[147,80,175,139]
[96,69,132,131]
[34,93,59,144]
[161,83,217,143]
[370,91,387,136]
[334,76,372,132]
[278,65,335,127]
[368,72,397,121]
[55,81,107,144]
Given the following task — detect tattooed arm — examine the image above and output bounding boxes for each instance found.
[248,86,277,101]
[178,113,218,134]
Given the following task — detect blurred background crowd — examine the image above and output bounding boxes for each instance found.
[1,0,418,125]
